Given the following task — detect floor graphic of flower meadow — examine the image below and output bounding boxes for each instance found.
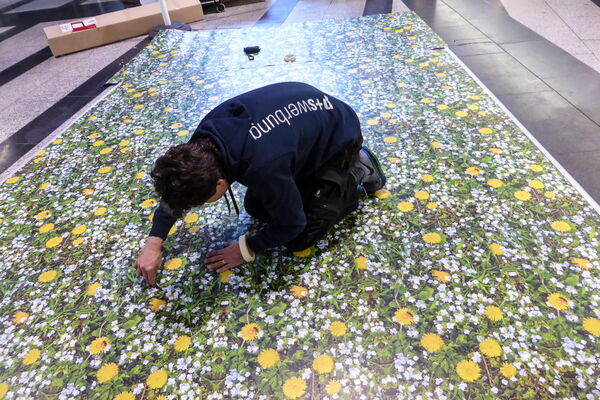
[0,12,598,400]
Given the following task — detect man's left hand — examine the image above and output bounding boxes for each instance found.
[205,241,245,273]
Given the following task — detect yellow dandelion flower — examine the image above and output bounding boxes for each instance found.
[52,138,63,145]
[480,338,502,357]
[435,72,447,78]
[375,189,391,199]
[421,333,444,352]
[38,270,57,283]
[360,79,371,85]
[529,164,544,172]
[383,136,397,143]
[156,396,168,400]
[88,337,109,355]
[39,223,54,233]
[88,116,97,121]
[164,258,183,270]
[0,383,8,399]
[355,256,368,270]
[397,82,406,88]
[12,311,29,325]
[39,182,51,190]
[570,257,592,270]
[22,349,40,365]
[189,226,200,234]
[514,191,532,201]
[455,111,468,117]
[94,207,107,216]
[431,141,442,149]
[488,243,504,256]
[98,166,112,174]
[415,190,430,200]
[72,225,86,235]
[487,178,504,188]
[489,147,503,154]
[386,103,397,108]
[293,248,311,257]
[470,95,481,100]
[257,349,280,368]
[168,225,177,236]
[133,104,144,110]
[82,188,94,195]
[113,392,135,400]
[87,283,101,296]
[122,119,132,124]
[544,191,556,199]
[388,157,401,164]
[140,199,157,209]
[92,140,105,147]
[312,354,334,374]
[551,220,571,232]
[326,380,342,395]
[240,323,261,341]
[421,174,434,182]
[184,213,199,223]
[528,180,545,190]
[366,119,378,126]
[467,104,479,111]
[290,285,308,298]
[432,270,451,283]
[164,107,173,112]
[421,98,433,103]
[72,237,84,246]
[500,363,517,378]
[380,112,392,119]
[177,130,190,137]
[456,360,481,382]
[547,293,570,310]
[466,167,481,176]
[99,147,113,155]
[174,336,191,352]
[282,377,307,399]
[436,104,449,110]
[423,232,442,244]
[45,237,62,248]
[219,270,233,283]
[35,210,51,220]
[329,321,347,337]
[583,318,600,336]
[394,308,415,325]
[149,298,166,312]
[484,305,503,322]
[426,202,438,210]
[146,369,168,389]
[97,363,118,383]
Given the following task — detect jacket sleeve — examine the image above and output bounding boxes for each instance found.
[148,201,178,240]
[246,161,307,254]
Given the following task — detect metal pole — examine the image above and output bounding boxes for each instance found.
[157,0,172,25]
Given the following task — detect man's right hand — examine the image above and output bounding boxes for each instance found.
[134,237,164,286]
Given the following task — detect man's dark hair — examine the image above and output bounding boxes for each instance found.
[150,136,224,217]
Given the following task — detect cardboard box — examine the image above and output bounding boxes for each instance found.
[44,0,203,56]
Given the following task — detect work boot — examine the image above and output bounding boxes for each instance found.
[352,146,387,194]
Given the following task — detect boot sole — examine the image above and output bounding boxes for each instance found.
[361,146,387,193]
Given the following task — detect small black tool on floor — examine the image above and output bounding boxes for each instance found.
[244,46,261,61]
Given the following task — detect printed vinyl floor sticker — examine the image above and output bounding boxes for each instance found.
[1,12,599,400]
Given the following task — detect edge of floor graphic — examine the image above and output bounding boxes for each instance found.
[446,48,600,215]
[0,84,120,185]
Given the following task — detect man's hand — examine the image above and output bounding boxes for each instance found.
[205,241,246,273]
[134,237,163,286]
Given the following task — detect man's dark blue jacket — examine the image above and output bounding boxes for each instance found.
[149,82,362,253]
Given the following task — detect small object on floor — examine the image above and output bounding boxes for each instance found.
[284,54,296,62]
[244,46,261,61]
[149,22,192,38]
